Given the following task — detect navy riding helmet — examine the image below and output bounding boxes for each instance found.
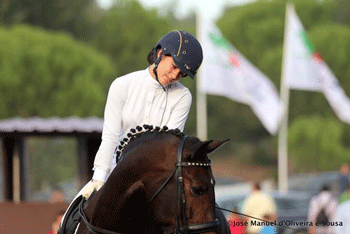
[149,30,203,79]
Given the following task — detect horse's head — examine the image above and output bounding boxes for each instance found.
[140,129,229,234]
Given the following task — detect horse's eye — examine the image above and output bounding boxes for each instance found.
[192,186,208,196]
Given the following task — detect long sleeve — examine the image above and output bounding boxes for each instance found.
[92,79,126,182]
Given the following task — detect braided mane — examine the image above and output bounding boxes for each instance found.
[115,125,185,162]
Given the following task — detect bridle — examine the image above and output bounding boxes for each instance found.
[79,135,219,234]
[150,135,219,234]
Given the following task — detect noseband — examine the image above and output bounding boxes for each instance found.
[79,135,219,234]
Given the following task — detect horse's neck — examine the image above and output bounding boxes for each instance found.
[88,134,179,231]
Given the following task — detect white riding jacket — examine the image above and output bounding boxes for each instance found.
[92,67,192,182]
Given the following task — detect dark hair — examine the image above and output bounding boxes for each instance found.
[147,48,155,64]
[53,210,66,222]
[321,184,330,192]
[147,48,171,65]
[253,182,261,191]
[57,210,66,217]
[147,46,161,64]
[53,185,63,192]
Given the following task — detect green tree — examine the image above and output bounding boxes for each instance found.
[330,0,350,26]
[0,25,116,118]
[0,0,99,41]
[289,116,350,171]
[93,0,171,77]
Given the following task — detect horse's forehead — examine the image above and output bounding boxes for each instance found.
[182,137,207,159]
[184,136,201,147]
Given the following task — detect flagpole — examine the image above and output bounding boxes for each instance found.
[196,13,208,140]
[278,2,293,193]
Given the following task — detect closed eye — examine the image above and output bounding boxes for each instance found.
[172,63,185,77]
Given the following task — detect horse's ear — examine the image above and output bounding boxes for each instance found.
[190,138,229,161]
[205,139,230,154]
[188,140,212,161]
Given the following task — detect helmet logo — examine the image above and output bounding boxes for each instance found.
[184,64,191,70]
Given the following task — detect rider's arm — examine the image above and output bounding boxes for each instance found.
[92,78,126,182]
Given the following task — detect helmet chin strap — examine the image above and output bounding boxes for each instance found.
[153,50,166,92]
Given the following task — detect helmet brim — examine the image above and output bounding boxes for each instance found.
[173,56,195,79]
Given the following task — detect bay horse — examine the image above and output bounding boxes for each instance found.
[76,125,229,234]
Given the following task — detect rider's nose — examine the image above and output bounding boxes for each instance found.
[171,69,183,80]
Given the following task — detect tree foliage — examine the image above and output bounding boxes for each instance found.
[330,0,350,26]
[289,116,350,171]
[0,25,116,118]
[0,0,99,40]
[92,0,171,77]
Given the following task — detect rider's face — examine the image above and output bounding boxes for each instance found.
[156,50,185,86]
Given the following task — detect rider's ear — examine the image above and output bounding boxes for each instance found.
[156,49,163,59]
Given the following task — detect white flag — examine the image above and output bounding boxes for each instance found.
[285,5,350,123]
[199,16,283,135]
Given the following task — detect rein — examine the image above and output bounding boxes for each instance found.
[79,200,122,234]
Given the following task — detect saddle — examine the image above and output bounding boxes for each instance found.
[58,195,84,234]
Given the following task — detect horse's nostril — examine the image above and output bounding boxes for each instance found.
[192,186,208,196]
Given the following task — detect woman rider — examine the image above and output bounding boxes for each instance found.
[59,30,203,233]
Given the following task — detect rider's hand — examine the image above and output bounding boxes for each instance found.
[82,180,104,199]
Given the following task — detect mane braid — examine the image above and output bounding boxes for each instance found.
[114,125,185,163]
